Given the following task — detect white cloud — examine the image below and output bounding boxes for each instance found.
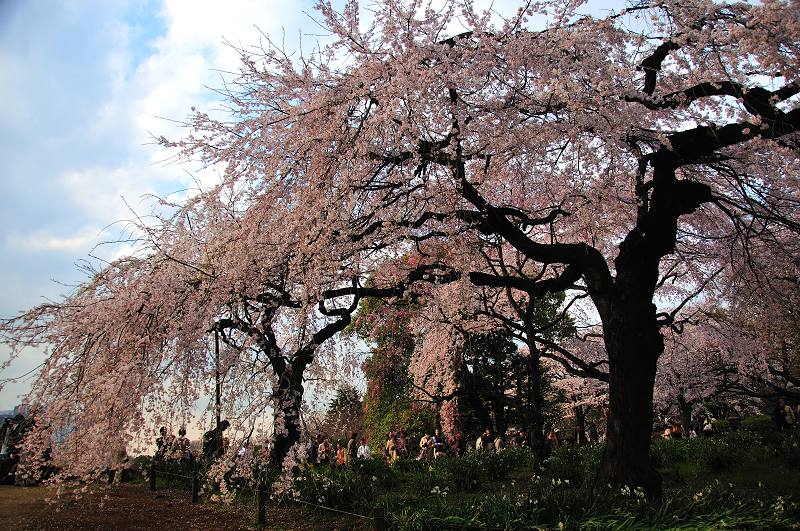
[129,1,312,148]
[10,229,101,253]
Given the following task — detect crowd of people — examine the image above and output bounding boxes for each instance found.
[153,420,232,464]
[148,398,800,471]
[304,426,550,467]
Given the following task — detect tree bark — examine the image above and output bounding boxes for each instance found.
[677,393,693,436]
[269,360,306,471]
[463,370,493,432]
[492,396,507,438]
[596,303,662,496]
[525,341,549,466]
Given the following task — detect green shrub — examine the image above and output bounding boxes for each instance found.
[541,445,602,486]
[701,431,762,472]
[651,438,692,468]
[777,431,800,468]
[652,431,763,473]
[436,457,482,492]
[392,457,428,474]
[468,448,529,481]
[405,463,453,497]
[741,415,774,432]
[351,458,397,490]
[712,418,730,432]
[287,466,377,512]
[383,480,799,530]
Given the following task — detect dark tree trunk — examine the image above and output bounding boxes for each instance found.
[464,372,493,432]
[677,394,693,437]
[492,397,507,438]
[270,360,306,471]
[596,303,663,497]
[594,162,701,497]
[525,341,548,466]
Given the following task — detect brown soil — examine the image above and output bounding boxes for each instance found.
[0,484,368,530]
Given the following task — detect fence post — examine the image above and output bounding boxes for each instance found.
[149,462,156,491]
[191,468,199,504]
[372,507,387,531]
[256,482,267,527]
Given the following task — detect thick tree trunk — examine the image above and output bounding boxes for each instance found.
[597,306,663,496]
[492,397,507,438]
[595,163,691,497]
[525,343,548,466]
[464,372,493,432]
[677,394,693,437]
[270,363,305,471]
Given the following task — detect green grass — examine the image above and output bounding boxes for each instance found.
[273,430,800,530]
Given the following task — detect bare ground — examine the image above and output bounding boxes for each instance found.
[0,484,367,530]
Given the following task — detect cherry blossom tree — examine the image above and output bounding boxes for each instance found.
[3,0,799,498]
[0,186,445,482]
[711,255,800,402]
[167,0,799,494]
[654,319,726,433]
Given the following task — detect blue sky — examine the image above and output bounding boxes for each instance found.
[0,0,319,408]
[0,0,623,410]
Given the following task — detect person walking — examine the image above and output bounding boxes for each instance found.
[493,434,504,452]
[384,434,397,463]
[418,433,435,460]
[336,443,347,467]
[783,400,796,428]
[202,420,229,460]
[347,432,358,464]
[175,427,192,463]
[318,438,332,465]
[357,438,371,459]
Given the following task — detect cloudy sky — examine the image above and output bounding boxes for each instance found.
[0,0,327,408]
[0,0,621,410]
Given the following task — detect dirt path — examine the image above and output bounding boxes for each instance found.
[0,484,253,530]
[0,484,368,530]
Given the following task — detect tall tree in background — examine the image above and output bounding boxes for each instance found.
[323,385,364,438]
[654,321,728,434]
[351,295,436,446]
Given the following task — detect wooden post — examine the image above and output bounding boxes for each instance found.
[215,328,222,455]
[191,468,199,504]
[149,462,156,491]
[372,507,387,531]
[256,482,267,527]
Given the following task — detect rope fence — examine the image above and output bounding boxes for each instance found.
[290,498,387,530]
[145,464,393,529]
[148,462,200,504]
[146,465,269,527]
